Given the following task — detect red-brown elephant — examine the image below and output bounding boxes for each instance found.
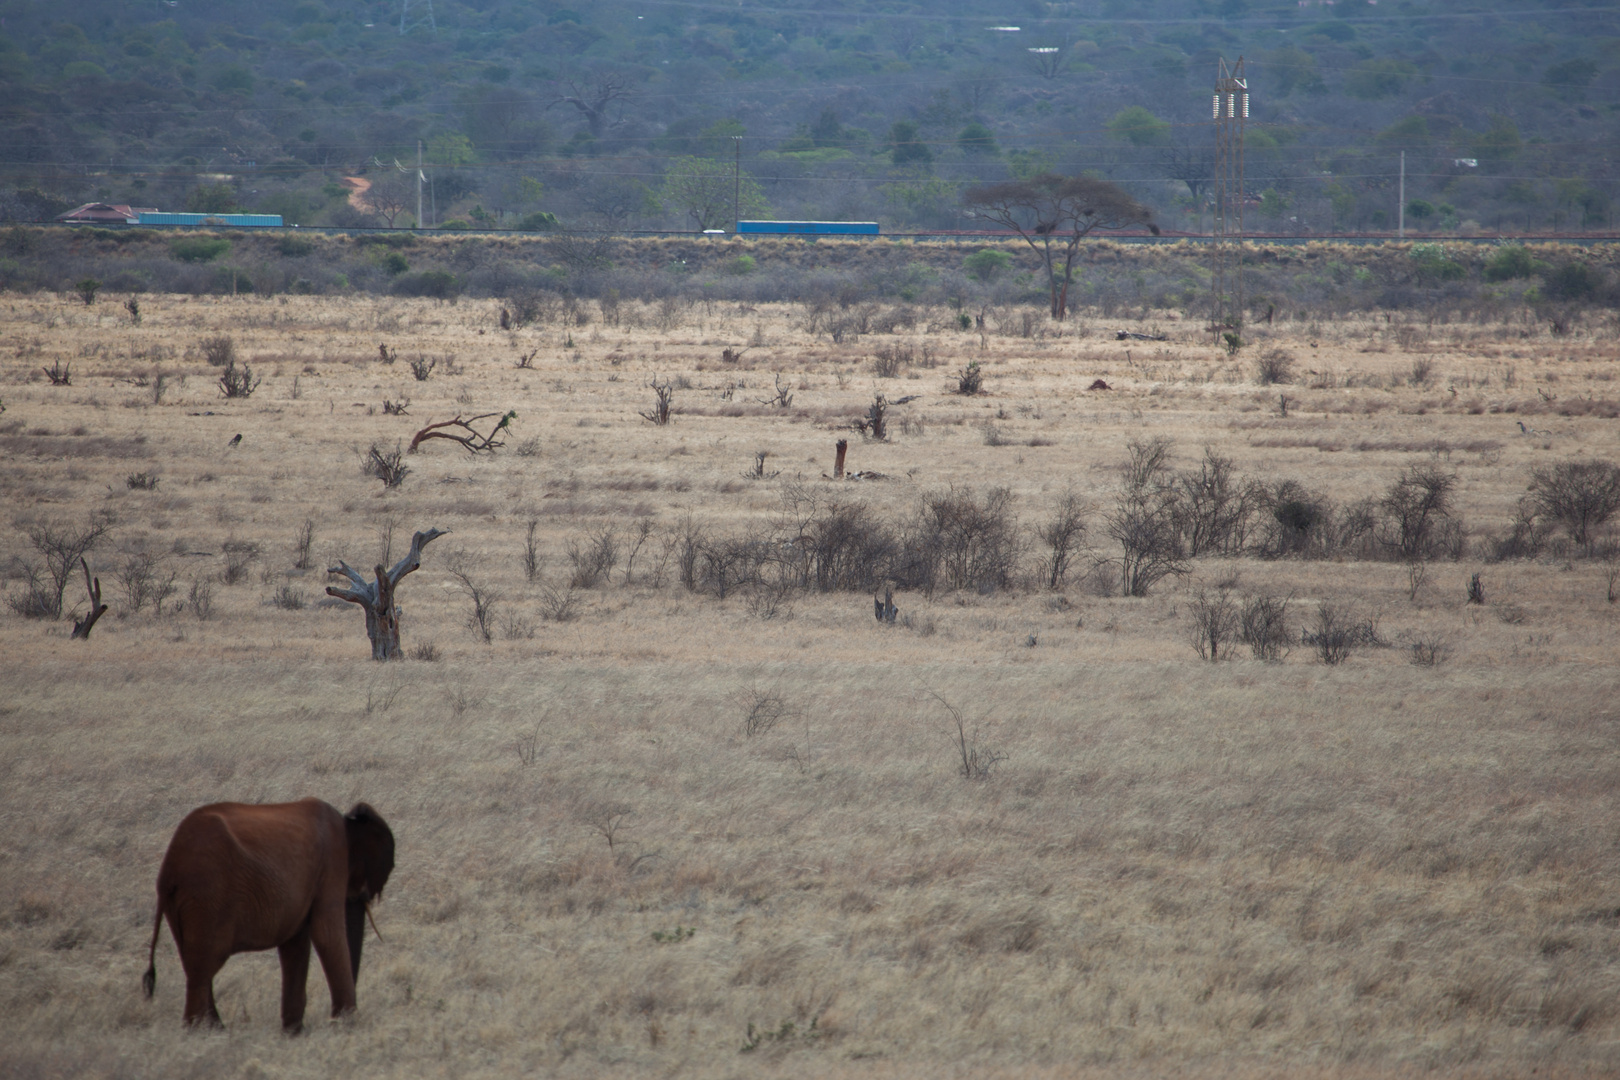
[142,798,395,1032]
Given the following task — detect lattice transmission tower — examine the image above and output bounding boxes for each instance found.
[1212,57,1247,345]
[399,0,435,35]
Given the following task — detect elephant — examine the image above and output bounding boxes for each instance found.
[142,798,395,1032]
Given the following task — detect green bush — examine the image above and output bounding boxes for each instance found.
[381,251,410,275]
[276,234,315,257]
[1483,245,1540,282]
[515,211,560,232]
[728,254,756,275]
[392,269,459,299]
[170,236,231,263]
[1408,243,1465,284]
[964,249,1012,282]
[958,122,998,157]
[1543,261,1603,301]
[438,219,471,231]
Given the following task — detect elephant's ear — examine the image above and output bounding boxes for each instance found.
[345,803,396,900]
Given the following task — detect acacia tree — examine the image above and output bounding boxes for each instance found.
[361,170,415,228]
[657,156,768,231]
[580,175,652,230]
[962,173,1156,319]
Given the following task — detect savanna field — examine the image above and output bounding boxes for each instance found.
[3,279,1620,1079]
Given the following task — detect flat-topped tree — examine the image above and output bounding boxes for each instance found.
[962,173,1156,320]
[326,528,448,660]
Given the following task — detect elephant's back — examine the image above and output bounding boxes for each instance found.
[157,800,346,951]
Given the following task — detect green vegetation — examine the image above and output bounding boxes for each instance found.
[0,0,1608,238]
[1483,246,1543,282]
[1107,106,1170,147]
[1408,243,1467,284]
[963,249,1011,282]
[169,237,231,263]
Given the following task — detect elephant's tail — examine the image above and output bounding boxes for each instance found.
[142,903,164,998]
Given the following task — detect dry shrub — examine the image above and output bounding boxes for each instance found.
[566,526,619,588]
[1240,594,1292,661]
[1107,439,1187,596]
[1255,348,1295,385]
[738,684,793,737]
[450,565,498,644]
[1528,459,1620,548]
[13,516,114,619]
[1305,601,1382,664]
[1178,448,1261,557]
[117,552,177,614]
[365,441,410,488]
[1187,586,1239,661]
[1409,633,1451,666]
[1377,465,1458,561]
[220,541,257,585]
[271,584,306,611]
[1037,491,1087,589]
[199,334,235,367]
[216,360,261,399]
[913,487,1019,596]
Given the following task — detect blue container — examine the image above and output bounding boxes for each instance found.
[736,220,879,236]
[137,212,284,228]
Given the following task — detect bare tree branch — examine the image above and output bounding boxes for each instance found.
[408,411,517,455]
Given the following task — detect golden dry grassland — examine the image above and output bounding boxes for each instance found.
[2,288,1619,1079]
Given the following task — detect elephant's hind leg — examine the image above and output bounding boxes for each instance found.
[278,922,313,1034]
[180,962,225,1028]
[172,919,226,1028]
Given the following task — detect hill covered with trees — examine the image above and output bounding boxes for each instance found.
[0,0,1616,235]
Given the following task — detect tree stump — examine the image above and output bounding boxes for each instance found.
[69,557,108,640]
[326,528,448,660]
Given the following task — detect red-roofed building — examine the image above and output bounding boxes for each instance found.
[55,203,158,224]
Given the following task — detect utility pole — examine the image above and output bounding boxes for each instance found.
[1398,151,1405,239]
[416,140,423,231]
[1212,56,1247,345]
[732,136,742,232]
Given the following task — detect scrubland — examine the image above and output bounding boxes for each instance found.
[2,287,1619,1079]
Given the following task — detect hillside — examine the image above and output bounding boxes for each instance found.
[1,1,1617,235]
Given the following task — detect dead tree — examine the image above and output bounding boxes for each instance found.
[641,377,674,425]
[833,438,848,479]
[859,394,888,440]
[408,411,516,454]
[69,557,108,639]
[326,528,449,660]
[548,73,634,139]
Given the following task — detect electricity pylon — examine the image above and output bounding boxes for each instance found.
[1212,57,1247,345]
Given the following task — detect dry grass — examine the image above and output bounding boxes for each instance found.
[2,290,1620,1078]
